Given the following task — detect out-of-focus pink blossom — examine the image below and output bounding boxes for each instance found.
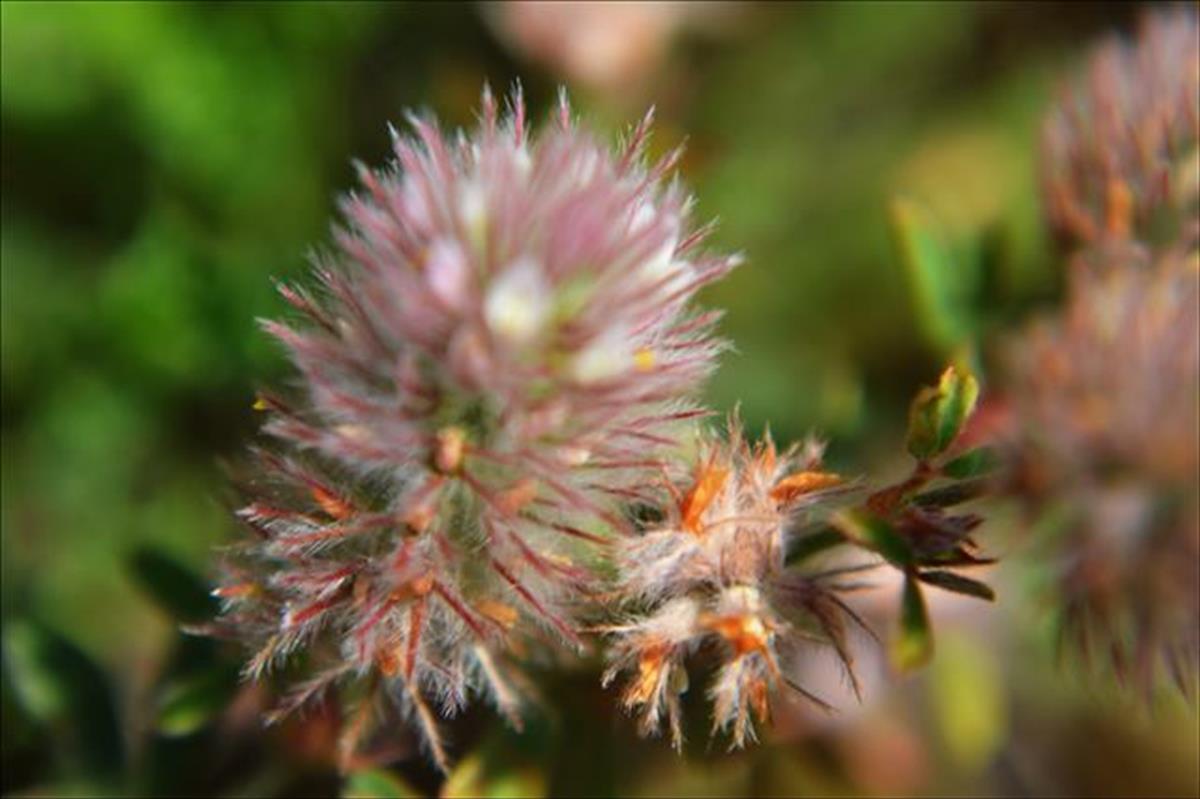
[489,2,735,96]
[1003,246,1199,690]
[1041,8,1199,250]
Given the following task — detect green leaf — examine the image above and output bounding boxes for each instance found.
[129,545,217,623]
[916,570,995,601]
[913,478,990,508]
[942,446,1000,479]
[443,750,546,799]
[906,366,979,461]
[930,633,1007,770]
[888,197,975,355]
[156,665,240,737]
[832,509,913,566]
[892,574,933,671]
[786,526,845,564]
[342,768,421,799]
[2,619,124,776]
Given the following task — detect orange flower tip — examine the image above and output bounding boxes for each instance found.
[433,426,467,474]
[629,642,671,705]
[681,463,730,534]
[497,478,539,515]
[770,471,844,504]
[1104,178,1133,238]
[543,552,576,570]
[212,582,259,599]
[757,441,778,475]
[376,648,401,678]
[311,486,354,520]
[252,396,272,412]
[704,613,771,655]
[634,347,657,372]
[388,575,434,602]
[402,501,436,534]
[478,599,519,629]
[749,678,771,723]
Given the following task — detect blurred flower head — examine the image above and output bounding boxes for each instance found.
[488,2,738,100]
[601,420,861,749]
[1041,8,1199,251]
[214,85,739,770]
[1003,247,1200,690]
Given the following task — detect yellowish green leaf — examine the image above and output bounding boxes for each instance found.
[906,366,979,461]
[892,574,933,671]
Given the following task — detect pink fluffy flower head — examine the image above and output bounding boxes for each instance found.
[215,86,739,770]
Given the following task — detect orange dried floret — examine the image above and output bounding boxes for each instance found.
[627,641,671,706]
[212,582,260,599]
[311,485,355,520]
[496,478,539,516]
[703,613,771,656]
[477,600,520,629]
[769,471,843,505]
[748,675,771,723]
[680,460,729,534]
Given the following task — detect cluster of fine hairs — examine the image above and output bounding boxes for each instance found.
[1003,7,1199,692]
[212,87,738,770]
[601,421,855,749]
[211,9,1198,774]
[213,84,994,770]
[1041,8,1198,250]
[1004,250,1199,690]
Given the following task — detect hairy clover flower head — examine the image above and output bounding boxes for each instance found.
[1041,8,1199,250]
[601,420,862,749]
[1005,249,1199,690]
[215,86,739,770]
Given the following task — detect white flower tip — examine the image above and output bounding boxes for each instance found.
[459,179,488,244]
[514,144,533,177]
[426,238,471,310]
[572,329,636,383]
[485,257,550,343]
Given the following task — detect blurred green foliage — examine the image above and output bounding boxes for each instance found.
[2,2,1196,796]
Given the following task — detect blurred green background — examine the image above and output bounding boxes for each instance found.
[2,2,1197,797]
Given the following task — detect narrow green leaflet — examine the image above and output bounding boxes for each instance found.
[917,569,995,601]
[342,768,421,799]
[786,526,846,565]
[893,573,933,671]
[888,198,977,355]
[156,665,240,737]
[942,446,1000,479]
[832,509,914,566]
[913,478,990,508]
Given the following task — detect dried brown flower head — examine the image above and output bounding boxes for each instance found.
[601,419,867,749]
[1041,9,1199,251]
[1005,248,1200,690]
